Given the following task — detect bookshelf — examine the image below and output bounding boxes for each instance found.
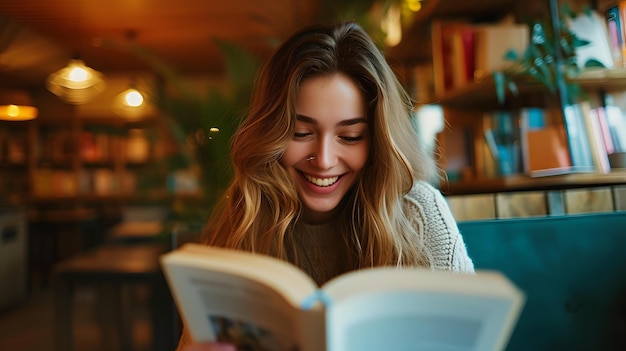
[0,110,191,209]
[391,0,626,195]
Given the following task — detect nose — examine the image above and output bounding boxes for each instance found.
[311,136,337,169]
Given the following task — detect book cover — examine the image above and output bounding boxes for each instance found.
[519,108,572,177]
[473,24,529,81]
[161,243,525,351]
[567,10,614,69]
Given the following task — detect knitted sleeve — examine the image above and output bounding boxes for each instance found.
[403,181,475,273]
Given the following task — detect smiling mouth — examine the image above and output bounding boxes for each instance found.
[303,173,339,187]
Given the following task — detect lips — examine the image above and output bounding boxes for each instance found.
[303,173,339,187]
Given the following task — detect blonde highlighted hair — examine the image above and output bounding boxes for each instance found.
[203,21,437,269]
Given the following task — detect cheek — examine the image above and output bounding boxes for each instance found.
[279,141,302,167]
[348,144,369,171]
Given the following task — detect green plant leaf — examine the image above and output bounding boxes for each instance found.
[504,49,519,61]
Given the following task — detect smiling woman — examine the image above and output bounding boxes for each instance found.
[176,20,475,351]
[281,73,369,224]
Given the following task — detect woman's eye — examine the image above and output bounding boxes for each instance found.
[293,132,312,140]
[340,135,364,143]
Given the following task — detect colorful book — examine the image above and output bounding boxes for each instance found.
[519,108,572,177]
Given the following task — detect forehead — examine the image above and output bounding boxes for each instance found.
[295,74,366,123]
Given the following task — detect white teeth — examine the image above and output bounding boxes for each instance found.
[304,174,339,187]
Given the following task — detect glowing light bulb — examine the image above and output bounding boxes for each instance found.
[69,66,89,82]
[7,105,19,117]
[407,0,422,12]
[124,89,144,107]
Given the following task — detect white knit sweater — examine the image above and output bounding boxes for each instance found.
[292,181,475,285]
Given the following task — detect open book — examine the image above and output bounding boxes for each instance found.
[160,243,524,351]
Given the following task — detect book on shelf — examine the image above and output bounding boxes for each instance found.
[563,104,596,172]
[161,243,525,351]
[430,20,529,94]
[583,103,612,174]
[603,94,626,152]
[482,111,522,177]
[472,23,529,81]
[619,1,626,66]
[592,106,616,154]
[567,10,614,69]
[450,25,476,89]
[519,107,573,177]
[431,19,471,95]
[605,5,624,67]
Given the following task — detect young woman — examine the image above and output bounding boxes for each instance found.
[178,21,474,351]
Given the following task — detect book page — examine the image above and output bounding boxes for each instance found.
[322,268,524,351]
[161,244,324,351]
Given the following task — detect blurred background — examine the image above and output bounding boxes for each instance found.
[0,0,439,350]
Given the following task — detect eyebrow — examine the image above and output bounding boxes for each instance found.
[296,114,367,127]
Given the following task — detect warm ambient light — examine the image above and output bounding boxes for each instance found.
[381,0,423,47]
[382,3,403,47]
[113,84,154,119]
[122,88,144,107]
[0,90,39,121]
[46,58,106,104]
[406,0,422,12]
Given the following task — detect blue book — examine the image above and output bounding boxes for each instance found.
[606,5,623,66]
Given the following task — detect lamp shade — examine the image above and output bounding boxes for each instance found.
[46,59,106,104]
[0,89,38,121]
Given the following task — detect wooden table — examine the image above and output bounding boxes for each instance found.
[54,243,177,351]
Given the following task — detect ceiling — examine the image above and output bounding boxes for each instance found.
[0,0,522,90]
[0,0,320,87]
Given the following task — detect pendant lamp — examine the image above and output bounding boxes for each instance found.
[46,58,106,104]
[113,79,155,119]
[0,89,38,121]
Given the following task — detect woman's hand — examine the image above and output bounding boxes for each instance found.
[183,342,236,351]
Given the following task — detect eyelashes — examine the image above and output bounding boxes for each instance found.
[293,132,312,140]
[292,132,365,144]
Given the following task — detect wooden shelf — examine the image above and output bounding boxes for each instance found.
[576,68,626,90]
[443,170,626,195]
[423,74,557,109]
[428,68,626,109]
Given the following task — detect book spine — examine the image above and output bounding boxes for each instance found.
[584,106,612,173]
[451,26,476,89]
[618,1,626,66]
[300,290,333,310]
[593,106,616,154]
[604,104,626,151]
[563,104,595,172]
[606,5,624,67]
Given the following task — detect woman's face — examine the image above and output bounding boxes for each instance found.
[280,73,369,223]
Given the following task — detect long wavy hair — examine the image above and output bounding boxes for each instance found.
[203,21,437,269]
